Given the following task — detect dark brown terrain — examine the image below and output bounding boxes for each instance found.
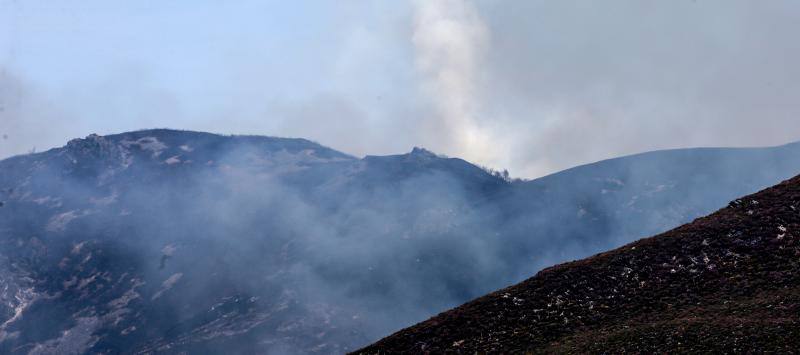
[356,174,800,353]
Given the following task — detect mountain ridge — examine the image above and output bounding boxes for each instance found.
[1,129,799,353]
[8,128,800,181]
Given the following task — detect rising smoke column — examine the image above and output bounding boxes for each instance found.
[411,0,498,167]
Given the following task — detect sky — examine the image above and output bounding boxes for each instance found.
[1,0,799,178]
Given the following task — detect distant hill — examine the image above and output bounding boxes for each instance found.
[0,129,798,353]
[494,142,800,281]
[356,174,800,353]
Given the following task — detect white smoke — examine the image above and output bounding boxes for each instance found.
[411,0,499,167]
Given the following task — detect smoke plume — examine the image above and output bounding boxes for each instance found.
[411,0,498,167]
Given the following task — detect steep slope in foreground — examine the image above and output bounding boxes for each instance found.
[358,175,800,353]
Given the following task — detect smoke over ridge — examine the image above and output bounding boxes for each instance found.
[412,0,497,167]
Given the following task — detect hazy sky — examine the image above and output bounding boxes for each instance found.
[1,0,799,177]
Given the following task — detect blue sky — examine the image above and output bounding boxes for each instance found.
[1,1,414,137]
[2,1,800,177]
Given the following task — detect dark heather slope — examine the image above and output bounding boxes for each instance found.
[357,174,800,354]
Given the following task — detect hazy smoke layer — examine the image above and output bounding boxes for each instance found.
[3,1,800,176]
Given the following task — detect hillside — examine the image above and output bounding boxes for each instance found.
[0,129,799,353]
[357,174,800,353]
